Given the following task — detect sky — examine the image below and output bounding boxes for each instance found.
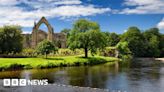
[0,0,164,34]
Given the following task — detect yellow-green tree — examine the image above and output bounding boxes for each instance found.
[68,19,107,58]
[36,40,57,58]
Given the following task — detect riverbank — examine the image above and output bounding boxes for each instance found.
[0,56,119,71]
[134,58,164,62]
[155,58,164,62]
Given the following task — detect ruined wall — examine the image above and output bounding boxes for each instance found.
[23,17,67,49]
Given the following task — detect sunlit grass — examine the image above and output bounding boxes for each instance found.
[0,55,120,71]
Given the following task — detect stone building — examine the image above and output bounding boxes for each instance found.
[23,17,67,48]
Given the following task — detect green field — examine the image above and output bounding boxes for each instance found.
[0,55,119,71]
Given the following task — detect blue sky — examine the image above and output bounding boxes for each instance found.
[0,0,164,34]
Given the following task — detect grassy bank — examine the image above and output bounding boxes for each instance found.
[0,55,119,71]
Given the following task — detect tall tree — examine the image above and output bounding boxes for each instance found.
[159,34,164,57]
[68,19,106,58]
[105,32,120,46]
[143,28,161,57]
[121,27,146,57]
[0,25,23,54]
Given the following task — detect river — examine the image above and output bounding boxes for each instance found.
[0,59,164,92]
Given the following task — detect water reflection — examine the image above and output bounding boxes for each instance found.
[0,60,164,92]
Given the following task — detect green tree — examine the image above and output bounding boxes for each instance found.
[159,34,164,57]
[143,28,161,57]
[36,40,57,58]
[116,41,132,59]
[149,35,160,57]
[121,27,146,57]
[105,32,120,46]
[0,25,23,54]
[68,19,106,58]
[61,28,71,38]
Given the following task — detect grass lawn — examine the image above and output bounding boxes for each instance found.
[0,55,120,71]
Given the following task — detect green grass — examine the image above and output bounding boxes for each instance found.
[0,55,120,71]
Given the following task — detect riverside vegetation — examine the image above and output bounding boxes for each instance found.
[0,19,163,71]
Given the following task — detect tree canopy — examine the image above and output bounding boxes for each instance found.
[143,28,161,57]
[36,40,57,58]
[0,25,23,54]
[68,19,106,58]
[61,28,71,38]
[121,27,146,57]
[105,32,120,46]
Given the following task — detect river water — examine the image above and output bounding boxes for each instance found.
[0,59,164,92]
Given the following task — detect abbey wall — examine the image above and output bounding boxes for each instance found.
[23,17,67,48]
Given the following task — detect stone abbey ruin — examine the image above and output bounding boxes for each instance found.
[23,17,67,48]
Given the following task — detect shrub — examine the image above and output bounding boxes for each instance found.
[100,47,117,57]
[36,40,58,59]
[22,48,35,57]
[55,49,84,56]
[116,41,132,60]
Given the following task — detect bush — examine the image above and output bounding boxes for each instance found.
[35,40,58,59]
[116,41,132,60]
[22,48,36,57]
[55,49,84,56]
[99,47,117,57]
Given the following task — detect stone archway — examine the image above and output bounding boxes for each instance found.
[31,17,54,48]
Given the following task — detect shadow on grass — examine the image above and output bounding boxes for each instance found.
[45,58,64,60]
[77,56,107,65]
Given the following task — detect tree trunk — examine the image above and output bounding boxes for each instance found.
[84,48,88,58]
[45,53,47,59]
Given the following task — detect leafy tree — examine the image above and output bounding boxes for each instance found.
[36,40,57,58]
[159,34,164,57]
[121,27,146,57]
[116,41,132,59]
[0,25,23,54]
[68,19,106,58]
[149,35,160,57]
[105,32,120,46]
[61,28,71,38]
[143,28,161,57]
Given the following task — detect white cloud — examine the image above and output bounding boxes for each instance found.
[157,18,164,31]
[120,0,164,14]
[124,29,127,33]
[22,30,31,34]
[54,0,82,5]
[0,0,110,27]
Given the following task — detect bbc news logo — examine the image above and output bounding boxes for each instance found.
[3,79,48,86]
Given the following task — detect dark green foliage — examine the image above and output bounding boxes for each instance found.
[68,19,107,58]
[121,27,163,57]
[100,47,117,57]
[159,34,164,57]
[104,32,120,46]
[36,40,57,58]
[0,25,23,54]
[121,27,146,57]
[143,28,161,57]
